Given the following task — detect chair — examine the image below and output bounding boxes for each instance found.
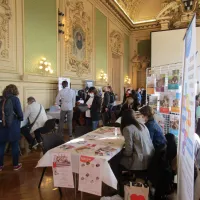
[38,133,65,196]
[38,118,57,134]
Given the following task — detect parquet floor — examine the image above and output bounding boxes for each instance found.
[0,149,103,200]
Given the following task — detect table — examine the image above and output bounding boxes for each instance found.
[47,111,60,119]
[36,127,125,190]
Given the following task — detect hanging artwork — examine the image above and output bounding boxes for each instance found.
[168,70,179,90]
[170,92,181,113]
[156,74,165,92]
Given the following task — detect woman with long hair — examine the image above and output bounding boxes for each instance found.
[120,109,154,171]
[0,84,23,171]
[119,97,134,117]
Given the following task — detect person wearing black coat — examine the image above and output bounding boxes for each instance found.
[0,85,23,171]
[101,86,110,125]
[85,87,102,130]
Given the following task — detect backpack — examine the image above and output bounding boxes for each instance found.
[110,93,115,104]
[0,96,14,127]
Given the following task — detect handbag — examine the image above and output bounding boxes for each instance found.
[124,182,149,200]
[77,103,89,112]
[21,105,42,134]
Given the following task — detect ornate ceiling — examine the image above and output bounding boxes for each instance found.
[115,0,162,23]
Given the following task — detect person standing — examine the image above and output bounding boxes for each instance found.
[85,87,102,130]
[0,84,23,171]
[56,81,75,138]
[101,86,110,126]
[136,88,142,105]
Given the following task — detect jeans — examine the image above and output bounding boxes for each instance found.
[21,128,42,145]
[92,121,99,130]
[59,110,73,136]
[0,141,19,166]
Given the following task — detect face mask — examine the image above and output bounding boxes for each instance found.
[89,93,94,97]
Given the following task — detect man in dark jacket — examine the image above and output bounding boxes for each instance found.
[102,86,110,126]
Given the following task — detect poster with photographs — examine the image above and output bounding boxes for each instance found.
[168,70,179,90]
[170,93,181,113]
[149,95,158,111]
[147,75,155,94]
[156,74,165,92]
[79,155,103,196]
[169,115,180,137]
[160,93,170,113]
[52,153,74,188]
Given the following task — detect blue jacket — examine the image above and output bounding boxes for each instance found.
[137,92,142,104]
[145,118,166,149]
[0,95,23,143]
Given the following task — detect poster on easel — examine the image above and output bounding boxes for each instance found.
[58,77,71,91]
[178,15,196,200]
[159,93,170,113]
[52,152,74,188]
[169,114,180,137]
[170,92,181,113]
[156,74,165,92]
[168,70,180,90]
[78,155,103,196]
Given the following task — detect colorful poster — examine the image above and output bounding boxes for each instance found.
[149,95,158,111]
[159,94,170,114]
[178,15,196,200]
[52,153,74,188]
[169,115,180,137]
[156,74,165,92]
[171,92,181,113]
[147,76,155,88]
[79,155,102,196]
[168,70,179,90]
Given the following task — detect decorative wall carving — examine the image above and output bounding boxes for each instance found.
[64,0,92,77]
[157,0,200,30]
[110,30,123,55]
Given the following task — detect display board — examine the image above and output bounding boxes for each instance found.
[151,27,200,68]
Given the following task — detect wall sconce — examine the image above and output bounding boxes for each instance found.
[58,9,64,34]
[124,76,131,85]
[39,57,53,74]
[99,70,108,82]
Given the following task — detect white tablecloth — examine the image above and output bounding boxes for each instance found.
[36,127,125,190]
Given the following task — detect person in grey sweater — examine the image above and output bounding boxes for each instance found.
[120,109,155,170]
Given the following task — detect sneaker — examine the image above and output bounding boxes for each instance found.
[0,166,3,172]
[29,139,38,150]
[13,163,22,171]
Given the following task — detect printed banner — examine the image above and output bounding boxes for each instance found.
[52,152,74,188]
[178,15,196,200]
[78,155,103,196]
[156,74,165,92]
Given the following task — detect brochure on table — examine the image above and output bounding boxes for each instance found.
[52,152,74,188]
[78,155,103,196]
[58,77,71,91]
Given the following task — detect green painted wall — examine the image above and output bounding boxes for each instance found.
[24,0,57,75]
[95,9,107,80]
[124,34,129,77]
[138,40,151,57]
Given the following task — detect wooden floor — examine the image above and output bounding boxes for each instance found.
[0,149,103,200]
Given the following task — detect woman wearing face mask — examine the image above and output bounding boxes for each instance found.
[139,105,166,149]
[85,87,102,130]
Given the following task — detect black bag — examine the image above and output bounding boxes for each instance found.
[0,96,14,127]
[77,104,88,112]
[21,105,42,134]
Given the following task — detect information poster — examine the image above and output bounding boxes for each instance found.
[168,70,179,90]
[178,15,196,200]
[78,155,102,196]
[52,152,74,188]
[58,77,70,91]
[156,74,165,92]
[171,92,181,113]
[149,95,158,111]
[169,114,180,137]
[159,93,170,114]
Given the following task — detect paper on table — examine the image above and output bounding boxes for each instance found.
[79,155,103,196]
[52,152,74,188]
